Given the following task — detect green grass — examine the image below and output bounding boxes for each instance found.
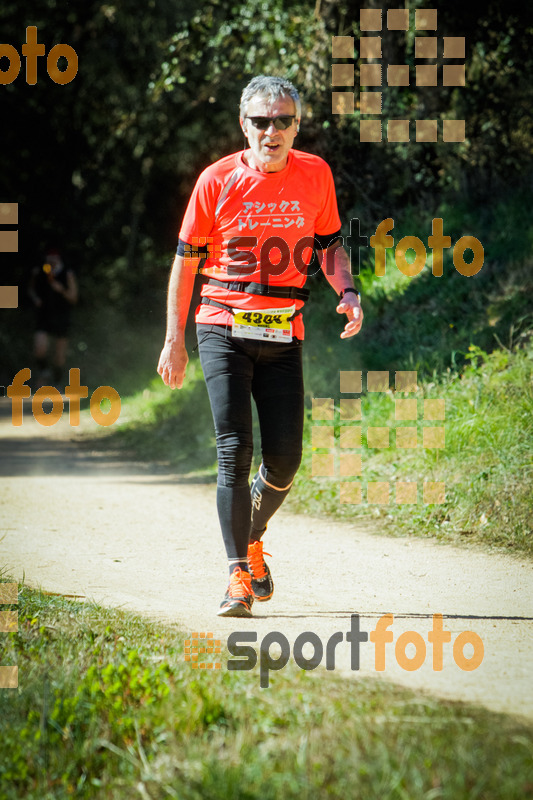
[289,337,533,556]
[1,578,532,799]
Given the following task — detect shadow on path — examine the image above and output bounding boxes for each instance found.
[0,397,215,483]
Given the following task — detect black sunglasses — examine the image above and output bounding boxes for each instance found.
[245,115,296,130]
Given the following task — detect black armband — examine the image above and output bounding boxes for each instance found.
[176,238,209,258]
[313,230,342,251]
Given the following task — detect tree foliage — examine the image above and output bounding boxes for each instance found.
[0,0,531,306]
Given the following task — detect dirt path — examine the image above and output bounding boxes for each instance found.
[1,397,532,719]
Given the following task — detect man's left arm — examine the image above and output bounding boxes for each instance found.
[63,270,78,305]
[316,242,363,339]
[49,270,78,305]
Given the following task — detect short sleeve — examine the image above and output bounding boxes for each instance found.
[178,167,220,242]
[314,162,342,237]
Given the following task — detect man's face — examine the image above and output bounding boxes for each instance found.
[45,253,62,274]
[240,93,299,173]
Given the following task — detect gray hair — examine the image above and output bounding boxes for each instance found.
[239,75,301,121]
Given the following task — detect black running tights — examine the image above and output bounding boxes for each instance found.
[197,323,304,560]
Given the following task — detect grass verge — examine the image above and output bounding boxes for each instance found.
[290,337,533,556]
[1,578,532,799]
[97,334,533,557]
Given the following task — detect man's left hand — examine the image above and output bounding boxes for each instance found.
[336,295,363,339]
[49,279,64,294]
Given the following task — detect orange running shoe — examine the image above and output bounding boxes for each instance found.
[217,567,254,617]
[247,541,274,602]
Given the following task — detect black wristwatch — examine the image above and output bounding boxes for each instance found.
[339,288,360,299]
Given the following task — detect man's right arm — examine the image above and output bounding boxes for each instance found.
[157,253,200,389]
[28,267,42,307]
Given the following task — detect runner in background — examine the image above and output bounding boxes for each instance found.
[158,75,363,617]
[28,247,78,388]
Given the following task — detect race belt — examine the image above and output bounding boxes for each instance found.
[204,277,309,302]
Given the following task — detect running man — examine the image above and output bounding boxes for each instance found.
[158,75,363,617]
[28,247,78,387]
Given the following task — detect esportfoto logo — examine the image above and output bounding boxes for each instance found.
[185,614,484,688]
[185,217,484,279]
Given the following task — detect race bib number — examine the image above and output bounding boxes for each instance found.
[231,306,295,342]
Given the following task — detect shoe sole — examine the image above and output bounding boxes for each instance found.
[252,591,273,602]
[251,571,274,602]
[249,563,274,603]
[217,601,253,618]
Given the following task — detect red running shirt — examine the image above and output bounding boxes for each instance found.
[179,148,342,339]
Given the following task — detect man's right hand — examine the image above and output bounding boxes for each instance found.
[157,340,189,389]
